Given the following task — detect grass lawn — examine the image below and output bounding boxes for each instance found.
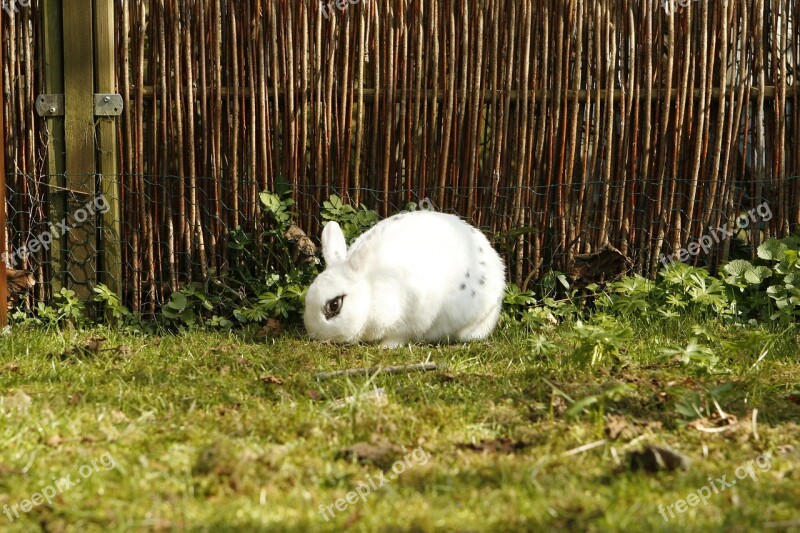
[1,318,799,532]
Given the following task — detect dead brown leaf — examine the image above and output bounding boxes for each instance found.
[339,438,403,468]
[68,393,83,406]
[778,444,795,456]
[84,337,106,354]
[257,319,284,340]
[551,394,567,416]
[0,463,19,476]
[307,389,321,401]
[5,390,32,413]
[605,415,635,441]
[46,435,65,447]
[259,375,284,385]
[111,410,129,423]
[117,345,133,358]
[457,437,529,454]
[1,362,20,374]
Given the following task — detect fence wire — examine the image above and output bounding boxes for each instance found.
[4,172,798,313]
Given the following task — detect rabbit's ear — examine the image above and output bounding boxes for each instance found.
[321,221,347,266]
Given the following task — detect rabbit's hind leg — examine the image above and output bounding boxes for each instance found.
[456,303,502,342]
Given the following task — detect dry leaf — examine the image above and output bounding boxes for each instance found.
[605,415,635,440]
[0,463,20,476]
[457,437,529,454]
[339,438,403,468]
[46,435,65,447]
[307,389,321,401]
[257,319,284,340]
[111,410,129,423]
[83,337,106,354]
[259,375,283,385]
[551,394,567,416]
[117,345,133,358]
[1,362,20,374]
[4,390,32,413]
[68,393,83,406]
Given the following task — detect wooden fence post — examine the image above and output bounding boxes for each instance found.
[62,0,97,301]
[0,16,8,328]
[94,0,122,303]
[43,0,66,297]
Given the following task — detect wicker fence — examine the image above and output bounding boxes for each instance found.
[2,0,799,314]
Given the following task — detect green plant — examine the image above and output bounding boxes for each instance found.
[162,290,198,327]
[216,192,321,326]
[599,275,657,316]
[564,314,633,366]
[259,190,294,225]
[668,382,735,425]
[233,273,307,322]
[545,378,635,420]
[161,283,218,328]
[659,263,731,316]
[723,237,800,323]
[502,283,536,322]
[320,194,380,242]
[528,333,558,358]
[51,287,86,325]
[93,283,133,325]
[659,338,722,373]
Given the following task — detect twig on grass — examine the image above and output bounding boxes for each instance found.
[315,362,438,380]
[562,439,607,457]
[752,408,759,441]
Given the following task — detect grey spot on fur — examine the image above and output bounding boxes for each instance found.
[479,261,486,266]
[478,247,484,254]
[471,290,476,297]
[465,271,470,278]
[460,283,466,290]
[479,275,486,285]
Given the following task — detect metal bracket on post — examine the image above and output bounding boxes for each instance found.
[35,93,123,117]
[94,93,123,116]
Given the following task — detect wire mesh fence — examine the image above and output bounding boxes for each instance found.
[4,170,798,314]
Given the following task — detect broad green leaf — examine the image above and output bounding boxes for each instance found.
[757,239,787,261]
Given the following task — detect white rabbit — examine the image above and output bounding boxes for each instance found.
[303,210,506,347]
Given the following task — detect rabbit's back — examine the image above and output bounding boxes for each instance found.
[351,211,505,344]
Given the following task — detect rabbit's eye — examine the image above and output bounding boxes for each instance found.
[324,295,345,319]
